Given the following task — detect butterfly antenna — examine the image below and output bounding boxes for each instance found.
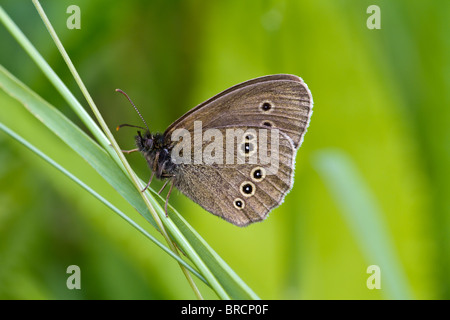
[115,89,150,132]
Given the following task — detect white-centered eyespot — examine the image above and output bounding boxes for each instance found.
[243,131,257,142]
[260,100,274,113]
[238,140,257,157]
[233,198,245,210]
[261,120,275,128]
[250,166,266,182]
[240,181,256,197]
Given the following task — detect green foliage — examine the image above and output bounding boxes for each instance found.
[0,0,448,299]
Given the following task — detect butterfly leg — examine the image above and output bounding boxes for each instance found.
[158,179,170,195]
[121,148,139,154]
[141,171,155,192]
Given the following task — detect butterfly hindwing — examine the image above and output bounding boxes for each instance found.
[171,126,296,226]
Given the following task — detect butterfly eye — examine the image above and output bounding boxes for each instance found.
[240,181,256,197]
[233,198,245,210]
[145,139,154,149]
[251,167,266,182]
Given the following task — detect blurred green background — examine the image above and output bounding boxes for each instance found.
[0,0,448,299]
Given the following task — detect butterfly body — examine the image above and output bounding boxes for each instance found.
[135,131,175,179]
[123,74,313,227]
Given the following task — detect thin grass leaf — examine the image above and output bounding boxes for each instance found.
[0,64,208,294]
[0,121,205,284]
[0,64,158,230]
[35,1,259,299]
[0,4,110,155]
[31,0,226,299]
[0,7,260,299]
[313,149,413,299]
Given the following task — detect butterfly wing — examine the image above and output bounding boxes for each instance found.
[171,127,296,226]
[165,74,313,226]
[165,74,313,149]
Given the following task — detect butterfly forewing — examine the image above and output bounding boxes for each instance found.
[165,74,313,150]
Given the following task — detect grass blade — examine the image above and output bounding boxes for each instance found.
[313,149,413,299]
[0,17,259,298]
[0,121,205,284]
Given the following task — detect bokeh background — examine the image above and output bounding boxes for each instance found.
[0,0,448,299]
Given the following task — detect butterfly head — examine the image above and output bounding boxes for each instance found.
[115,89,176,180]
[135,130,175,179]
[135,131,168,153]
[136,131,157,152]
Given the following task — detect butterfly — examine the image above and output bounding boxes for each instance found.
[117,74,313,227]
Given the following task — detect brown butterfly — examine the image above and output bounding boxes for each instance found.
[117,74,313,227]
